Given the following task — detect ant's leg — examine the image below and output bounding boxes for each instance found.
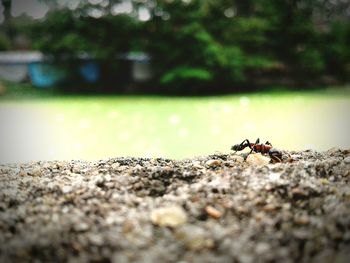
[270,156,282,163]
[244,139,255,160]
[265,141,272,146]
[269,150,283,163]
[241,139,250,146]
[237,139,250,152]
[244,148,255,161]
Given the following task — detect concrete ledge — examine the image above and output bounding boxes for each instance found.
[0,149,349,262]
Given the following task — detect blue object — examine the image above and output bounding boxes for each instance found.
[79,62,100,83]
[28,62,67,88]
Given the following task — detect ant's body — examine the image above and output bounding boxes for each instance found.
[231,138,283,163]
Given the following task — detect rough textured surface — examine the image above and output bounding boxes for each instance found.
[0,149,349,263]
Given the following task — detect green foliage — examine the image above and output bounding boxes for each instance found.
[0,33,11,50]
[322,20,350,80]
[161,66,213,84]
[22,0,350,93]
[296,48,325,74]
[28,10,140,59]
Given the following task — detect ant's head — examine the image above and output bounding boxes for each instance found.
[231,144,246,151]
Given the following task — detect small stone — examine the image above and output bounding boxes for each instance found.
[262,204,278,212]
[282,203,291,210]
[294,214,310,225]
[281,222,292,231]
[205,159,222,167]
[151,206,187,227]
[343,156,350,164]
[268,172,281,181]
[74,222,89,232]
[237,254,254,263]
[111,162,120,169]
[175,224,213,250]
[112,253,130,263]
[319,178,330,185]
[122,220,134,234]
[68,172,81,177]
[236,206,249,214]
[134,164,143,170]
[95,177,105,187]
[17,169,27,177]
[254,212,265,221]
[71,242,82,252]
[205,205,223,219]
[192,161,204,169]
[255,242,271,254]
[253,197,265,205]
[291,187,308,197]
[105,174,112,181]
[293,229,310,239]
[30,167,42,177]
[246,153,270,165]
[88,233,104,246]
[309,198,323,211]
[61,185,73,194]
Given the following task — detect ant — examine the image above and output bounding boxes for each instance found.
[231,138,283,163]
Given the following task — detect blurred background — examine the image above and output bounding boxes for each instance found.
[0,0,349,163]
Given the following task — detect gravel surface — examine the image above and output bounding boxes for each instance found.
[0,149,349,263]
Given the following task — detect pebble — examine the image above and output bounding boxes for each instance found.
[74,222,90,232]
[205,205,223,219]
[282,203,291,210]
[262,204,279,212]
[268,172,281,181]
[150,206,187,227]
[175,224,213,250]
[61,185,73,194]
[255,242,271,254]
[291,187,309,197]
[30,167,42,177]
[134,164,143,170]
[319,178,330,185]
[293,229,310,239]
[88,233,104,246]
[111,162,120,169]
[246,153,270,165]
[192,161,204,170]
[343,156,350,164]
[17,169,27,177]
[122,220,134,234]
[294,214,310,225]
[205,159,222,167]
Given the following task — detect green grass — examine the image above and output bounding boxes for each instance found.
[0,80,60,100]
[0,81,350,163]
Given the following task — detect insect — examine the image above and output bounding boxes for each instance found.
[231,138,283,163]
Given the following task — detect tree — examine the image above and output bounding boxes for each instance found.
[24,0,350,93]
[0,0,13,48]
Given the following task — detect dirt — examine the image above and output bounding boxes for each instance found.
[0,149,349,263]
